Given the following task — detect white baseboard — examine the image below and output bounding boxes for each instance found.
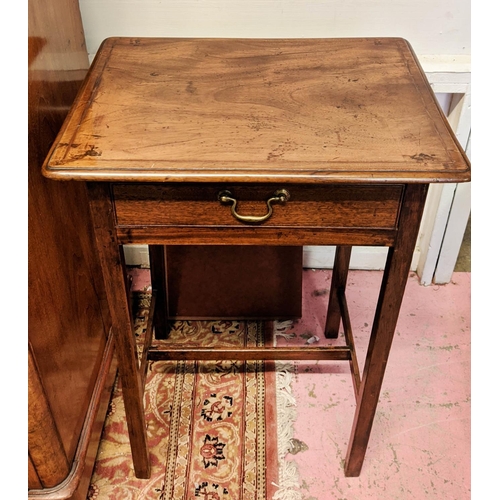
[303,246,390,270]
[122,245,150,267]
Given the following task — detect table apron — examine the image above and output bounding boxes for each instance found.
[115,226,397,246]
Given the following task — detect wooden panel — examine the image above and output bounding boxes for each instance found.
[27,334,119,500]
[28,455,42,490]
[166,245,302,319]
[68,337,118,500]
[42,38,470,184]
[28,345,69,488]
[28,0,114,496]
[113,183,403,229]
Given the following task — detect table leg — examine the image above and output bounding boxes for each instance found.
[87,183,151,479]
[344,184,428,477]
[148,245,169,339]
[325,245,352,338]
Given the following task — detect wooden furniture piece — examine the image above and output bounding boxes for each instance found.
[28,0,116,499]
[165,245,303,319]
[42,37,470,479]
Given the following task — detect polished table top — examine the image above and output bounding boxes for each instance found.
[43,37,470,184]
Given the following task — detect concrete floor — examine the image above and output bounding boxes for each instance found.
[276,269,471,499]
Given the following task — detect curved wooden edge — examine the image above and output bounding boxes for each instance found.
[28,330,117,500]
[28,344,70,487]
[41,166,471,184]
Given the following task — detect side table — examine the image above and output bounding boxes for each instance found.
[42,37,470,479]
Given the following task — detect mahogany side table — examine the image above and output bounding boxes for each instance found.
[42,37,470,479]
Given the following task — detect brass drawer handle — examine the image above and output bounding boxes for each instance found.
[218,189,290,224]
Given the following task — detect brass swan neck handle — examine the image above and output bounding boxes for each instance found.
[218,189,290,224]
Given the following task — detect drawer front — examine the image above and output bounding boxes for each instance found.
[113,183,403,230]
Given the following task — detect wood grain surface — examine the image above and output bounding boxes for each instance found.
[28,0,115,495]
[42,37,470,184]
[113,183,403,228]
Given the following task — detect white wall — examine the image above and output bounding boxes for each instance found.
[78,0,471,276]
[79,0,470,60]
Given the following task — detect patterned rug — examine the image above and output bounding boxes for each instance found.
[87,293,300,500]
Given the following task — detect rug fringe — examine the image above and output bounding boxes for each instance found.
[274,319,296,340]
[271,460,302,500]
[273,356,302,500]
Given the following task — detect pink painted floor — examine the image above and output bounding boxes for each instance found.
[127,268,471,499]
[276,270,471,499]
